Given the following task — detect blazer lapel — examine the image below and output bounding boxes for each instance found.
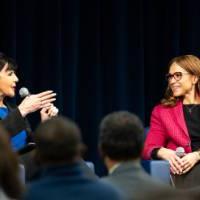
[172,101,189,138]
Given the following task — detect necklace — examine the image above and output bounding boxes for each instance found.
[186,104,198,114]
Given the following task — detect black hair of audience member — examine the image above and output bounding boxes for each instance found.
[99,111,144,161]
[34,116,85,164]
[0,126,23,199]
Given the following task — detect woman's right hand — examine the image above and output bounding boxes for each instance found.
[18,90,56,117]
[157,147,183,174]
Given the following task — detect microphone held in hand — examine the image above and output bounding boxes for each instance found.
[175,147,185,158]
[19,87,30,98]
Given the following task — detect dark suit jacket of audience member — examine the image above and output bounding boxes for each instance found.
[25,159,98,182]
[101,161,179,200]
[23,162,122,200]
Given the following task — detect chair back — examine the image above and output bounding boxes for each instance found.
[18,164,25,184]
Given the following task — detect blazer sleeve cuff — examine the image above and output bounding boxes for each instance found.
[0,108,27,136]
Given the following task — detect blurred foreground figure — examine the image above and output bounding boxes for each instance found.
[99,111,181,200]
[23,116,122,200]
[0,126,23,199]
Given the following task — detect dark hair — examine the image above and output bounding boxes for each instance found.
[0,52,18,71]
[161,55,200,107]
[34,116,84,164]
[0,126,23,199]
[99,111,144,161]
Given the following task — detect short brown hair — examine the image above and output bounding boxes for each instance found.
[34,116,84,164]
[99,111,144,161]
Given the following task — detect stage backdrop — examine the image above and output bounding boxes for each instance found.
[1,0,200,175]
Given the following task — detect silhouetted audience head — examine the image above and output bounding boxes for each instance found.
[34,116,84,164]
[99,111,144,161]
[0,126,23,199]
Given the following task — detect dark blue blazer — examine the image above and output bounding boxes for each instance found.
[23,162,123,200]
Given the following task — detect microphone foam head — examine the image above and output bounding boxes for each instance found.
[176,147,185,157]
[176,147,185,153]
[19,87,30,98]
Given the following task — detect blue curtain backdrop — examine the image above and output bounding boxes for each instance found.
[1,0,200,175]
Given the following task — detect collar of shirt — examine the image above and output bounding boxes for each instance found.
[109,163,121,175]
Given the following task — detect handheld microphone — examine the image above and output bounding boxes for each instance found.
[18,87,36,154]
[19,87,30,98]
[175,147,185,158]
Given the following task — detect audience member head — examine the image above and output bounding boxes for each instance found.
[0,126,22,199]
[99,111,144,165]
[34,116,84,165]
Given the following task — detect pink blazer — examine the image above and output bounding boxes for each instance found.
[142,101,192,160]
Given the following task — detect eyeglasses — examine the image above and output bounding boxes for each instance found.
[165,72,190,82]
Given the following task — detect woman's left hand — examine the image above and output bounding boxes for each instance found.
[40,104,59,122]
[180,152,200,174]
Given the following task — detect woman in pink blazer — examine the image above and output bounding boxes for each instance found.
[142,55,200,187]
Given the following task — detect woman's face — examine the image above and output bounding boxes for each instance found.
[168,62,198,97]
[0,63,19,97]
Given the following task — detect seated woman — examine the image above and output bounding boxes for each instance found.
[142,55,200,188]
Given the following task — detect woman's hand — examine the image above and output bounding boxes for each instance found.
[157,147,183,174]
[18,90,56,117]
[180,152,200,174]
[40,104,59,122]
